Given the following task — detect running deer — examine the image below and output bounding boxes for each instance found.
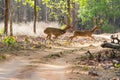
[69,25,100,41]
[44,25,71,40]
[69,16,103,41]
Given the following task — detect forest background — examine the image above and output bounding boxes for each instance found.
[0,0,120,36]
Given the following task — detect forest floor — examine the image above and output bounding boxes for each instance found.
[0,33,120,80]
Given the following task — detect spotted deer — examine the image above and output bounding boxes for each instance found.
[44,25,71,40]
[69,26,100,41]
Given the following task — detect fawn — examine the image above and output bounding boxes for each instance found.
[44,25,71,40]
[69,26,100,41]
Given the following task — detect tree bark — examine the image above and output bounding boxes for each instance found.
[9,1,12,36]
[10,1,19,36]
[66,0,71,25]
[71,2,78,30]
[9,1,14,36]
[23,5,27,23]
[4,0,9,36]
[33,0,37,34]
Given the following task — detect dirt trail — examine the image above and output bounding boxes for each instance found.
[0,57,29,80]
[0,47,81,80]
[0,34,113,80]
[0,55,68,80]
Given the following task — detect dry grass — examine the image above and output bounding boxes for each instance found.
[0,22,60,36]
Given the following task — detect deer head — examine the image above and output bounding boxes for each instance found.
[64,24,72,31]
[94,25,100,30]
[93,16,104,27]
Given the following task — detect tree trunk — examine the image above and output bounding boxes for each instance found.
[9,1,19,36]
[0,0,5,21]
[9,1,13,36]
[4,0,9,36]
[71,2,78,30]
[66,0,71,25]
[33,0,37,34]
[23,5,27,23]
[45,5,48,22]
[10,14,13,36]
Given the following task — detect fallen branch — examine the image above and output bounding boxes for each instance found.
[101,42,120,51]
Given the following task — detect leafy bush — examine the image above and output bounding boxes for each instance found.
[101,24,115,33]
[61,24,67,30]
[3,36,16,46]
[114,63,120,68]
[0,54,7,60]
[82,66,90,71]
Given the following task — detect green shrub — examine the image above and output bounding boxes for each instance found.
[61,24,67,30]
[3,36,16,46]
[80,55,88,61]
[101,24,115,33]
[82,66,89,71]
[0,54,7,60]
[114,63,120,68]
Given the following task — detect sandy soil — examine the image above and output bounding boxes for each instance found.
[0,33,120,80]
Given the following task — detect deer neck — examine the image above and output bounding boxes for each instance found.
[64,28,68,31]
[91,27,97,33]
[64,26,70,31]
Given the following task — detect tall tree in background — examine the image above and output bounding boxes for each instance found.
[9,1,18,36]
[4,0,9,35]
[33,0,37,34]
[66,0,71,26]
[71,1,78,30]
[0,0,119,33]
[42,0,74,25]
[9,1,13,36]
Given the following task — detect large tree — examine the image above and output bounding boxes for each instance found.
[9,0,20,36]
[78,0,120,29]
[33,0,37,33]
[4,0,9,35]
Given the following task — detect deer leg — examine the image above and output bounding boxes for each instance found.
[90,36,95,40]
[69,35,76,41]
[69,36,73,41]
[54,35,58,39]
[46,35,49,38]
[47,34,52,41]
[50,35,57,43]
[45,34,51,43]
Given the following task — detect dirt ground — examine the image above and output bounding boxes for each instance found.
[0,33,120,80]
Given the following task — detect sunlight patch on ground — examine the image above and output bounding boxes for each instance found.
[94,34,111,40]
[0,57,29,80]
[32,63,69,80]
[39,63,68,69]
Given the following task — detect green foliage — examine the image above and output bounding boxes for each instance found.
[21,0,41,11]
[80,55,88,61]
[101,24,115,33]
[78,0,120,26]
[78,0,108,24]
[82,66,89,71]
[23,0,34,7]
[114,63,120,68]
[15,0,21,2]
[36,6,40,12]
[45,53,61,59]
[0,54,7,60]
[3,36,16,46]
[64,41,70,45]
[61,24,67,30]
[42,0,74,21]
